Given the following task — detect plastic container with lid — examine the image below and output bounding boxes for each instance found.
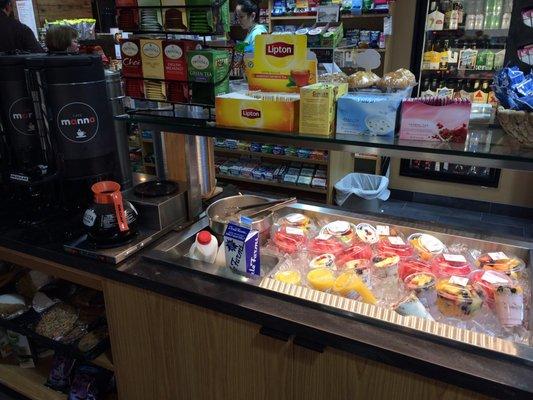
[309,253,336,270]
[274,270,302,286]
[354,223,379,244]
[319,221,357,246]
[377,236,414,258]
[469,269,514,308]
[431,253,472,278]
[336,244,373,269]
[277,213,314,231]
[475,252,526,279]
[436,277,483,319]
[372,251,400,278]
[398,259,431,280]
[306,268,335,292]
[307,234,345,257]
[404,272,437,306]
[189,231,218,264]
[272,226,308,254]
[408,233,446,261]
[344,259,372,286]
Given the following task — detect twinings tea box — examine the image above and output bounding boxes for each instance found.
[245,34,317,93]
[140,39,164,79]
[120,39,142,78]
[162,39,200,81]
[224,222,260,276]
[216,92,300,133]
[299,82,348,136]
[187,49,230,83]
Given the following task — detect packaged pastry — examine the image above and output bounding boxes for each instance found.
[431,253,472,278]
[469,270,513,309]
[378,68,416,90]
[408,233,445,260]
[404,272,437,306]
[336,244,373,268]
[274,270,302,285]
[344,259,372,286]
[475,252,526,279]
[372,252,400,278]
[318,72,348,84]
[309,254,336,270]
[436,277,483,319]
[35,303,78,341]
[308,236,344,258]
[398,259,431,280]
[377,236,414,258]
[320,221,357,245]
[347,71,380,89]
[393,293,435,321]
[332,272,376,304]
[355,223,379,244]
[306,268,335,292]
[0,294,27,319]
[272,226,307,254]
[494,284,524,328]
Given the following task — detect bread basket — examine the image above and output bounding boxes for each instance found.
[496,106,533,147]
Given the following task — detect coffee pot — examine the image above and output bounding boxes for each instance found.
[82,181,138,245]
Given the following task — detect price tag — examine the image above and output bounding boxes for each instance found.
[376,225,390,236]
[286,214,306,224]
[383,16,392,35]
[443,254,467,263]
[434,162,441,172]
[481,271,509,285]
[488,252,508,261]
[388,236,405,246]
[286,227,304,236]
[316,233,331,241]
[449,276,469,287]
[420,234,444,253]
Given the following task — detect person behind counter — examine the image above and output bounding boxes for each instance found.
[0,0,43,53]
[235,0,267,53]
[45,25,80,53]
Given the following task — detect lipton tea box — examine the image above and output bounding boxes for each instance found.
[120,39,142,78]
[299,82,348,136]
[140,39,164,79]
[216,92,300,133]
[245,34,317,93]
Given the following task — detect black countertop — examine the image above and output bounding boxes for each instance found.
[0,188,532,399]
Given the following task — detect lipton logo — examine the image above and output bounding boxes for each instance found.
[266,42,294,58]
[121,41,139,57]
[56,102,99,143]
[8,97,36,136]
[142,42,161,58]
[241,109,261,119]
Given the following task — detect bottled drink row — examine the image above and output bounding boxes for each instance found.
[422,38,506,71]
[420,78,497,105]
[426,0,513,31]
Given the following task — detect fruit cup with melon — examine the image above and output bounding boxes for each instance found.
[277,213,314,232]
[319,221,357,246]
[272,226,308,255]
[431,253,472,278]
[404,272,437,306]
[372,251,401,278]
[307,235,345,257]
[469,269,514,309]
[398,259,431,281]
[494,284,525,328]
[475,253,526,280]
[408,233,446,261]
[435,278,483,319]
[377,236,414,259]
[332,272,377,304]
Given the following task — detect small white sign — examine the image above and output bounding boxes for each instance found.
[286,214,306,224]
[388,236,405,246]
[286,227,304,236]
[443,254,467,263]
[449,276,469,287]
[316,233,332,241]
[16,0,38,39]
[376,225,390,236]
[481,271,509,285]
[488,252,508,261]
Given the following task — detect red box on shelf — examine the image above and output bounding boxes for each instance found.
[120,39,143,78]
[116,0,138,6]
[167,81,189,103]
[162,40,201,81]
[124,78,144,99]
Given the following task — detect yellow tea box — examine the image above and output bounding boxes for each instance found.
[244,34,317,93]
[299,82,348,136]
[216,92,300,133]
[140,39,164,79]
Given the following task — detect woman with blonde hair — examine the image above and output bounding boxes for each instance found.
[45,25,79,53]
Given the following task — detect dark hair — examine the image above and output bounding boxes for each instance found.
[0,0,12,9]
[45,25,78,52]
[237,0,259,22]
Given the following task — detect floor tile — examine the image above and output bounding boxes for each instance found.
[438,216,525,239]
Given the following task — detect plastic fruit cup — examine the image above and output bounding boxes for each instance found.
[377,238,414,259]
[404,272,437,306]
[306,268,335,292]
[336,244,373,268]
[435,279,483,320]
[372,252,400,278]
[274,270,301,285]
[332,272,377,304]
[469,270,513,309]
[408,233,445,261]
[308,237,344,257]
[344,259,372,286]
[398,259,431,281]
[494,285,524,328]
[431,254,472,278]
[272,227,307,254]
[475,253,526,280]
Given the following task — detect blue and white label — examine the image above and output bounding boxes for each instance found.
[224,222,260,276]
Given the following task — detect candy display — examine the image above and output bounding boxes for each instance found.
[263,212,530,342]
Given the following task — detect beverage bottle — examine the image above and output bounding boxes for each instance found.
[472,79,486,103]
[464,0,476,29]
[485,46,495,70]
[189,230,218,264]
[465,79,475,101]
[448,39,459,69]
[475,41,488,70]
[422,40,433,69]
[501,0,512,29]
[484,0,494,29]
[458,79,470,99]
[439,39,449,70]
[430,78,439,94]
[421,78,434,96]
[446,2,460,29]
[490,0,503,29]
[454,0,465,25]
[474,0,485,30]
[481,80,491,103]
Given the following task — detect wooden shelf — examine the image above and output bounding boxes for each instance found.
[216,174,327,194]
[214,148,328,165]
[342,13,390,19]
